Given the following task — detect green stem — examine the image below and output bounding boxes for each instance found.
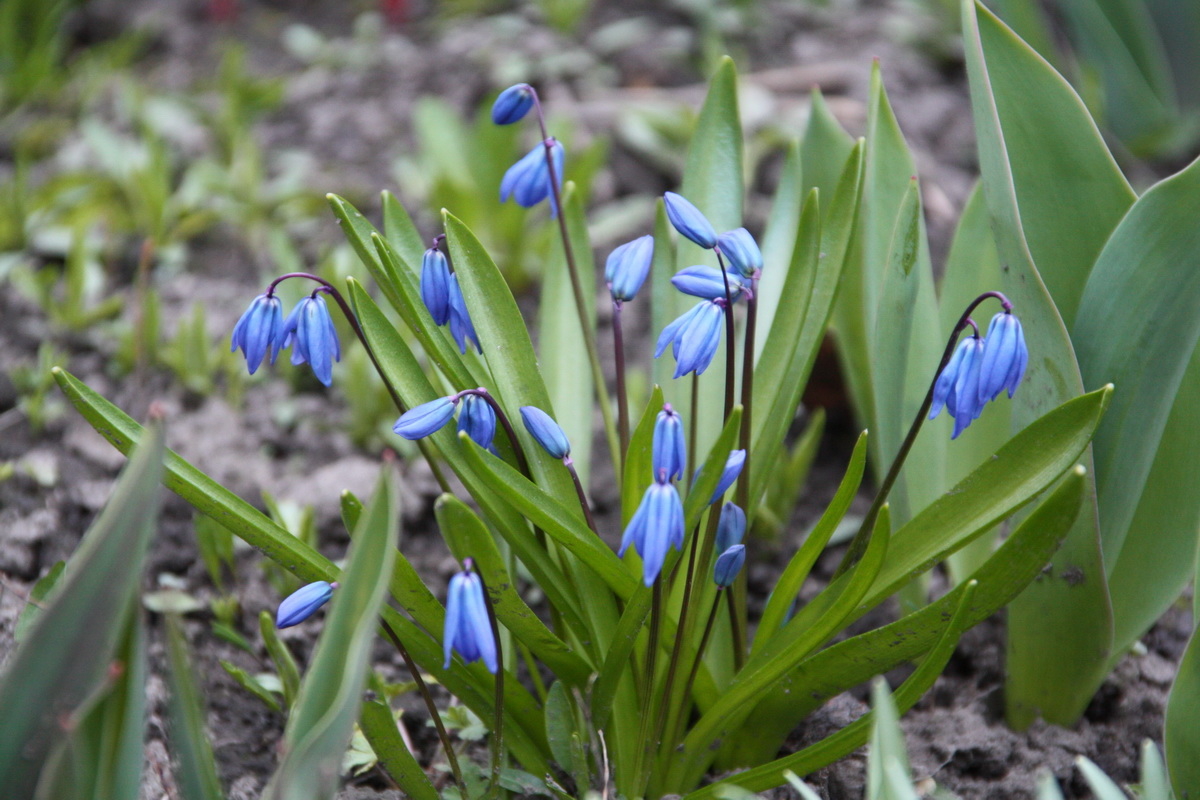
[670,593,723,745]
[634,580,664,796]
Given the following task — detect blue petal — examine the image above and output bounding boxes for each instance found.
[716,502,746,552]
[713,544,746,587]
[654,302,705,359]
[671,265,744,301]
[674,301,724,378]
[652,405,686,481]
[717,228,763,278]
[394,397,457,439]
[457,393,497,450]
[664,192,717,249]
[520,406,571,459]
[276,581,334,628]
[232,294,284,374]
[421,248,452,325]
[929,337,972,420]
[978,313,1019,403]
[491,83,534,125]
[951,339,985,439]
[606,235,654,301]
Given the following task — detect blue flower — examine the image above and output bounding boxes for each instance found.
[447,274,481,354]
[394,396,457,440]
[670,265,744,301]
[443,568,498,673]
[655,300,725,378]
[606,235,654,302]
[929,335,986,439]
[500,139,565,216]
[231,293,284,374]
[520,405,571,459]
[664,192,717,249]
[619,480,685,586]
[717,228,762,279]
[282,293,341,387]
[276,581,335,628]
[977,312,1028,403]
[694,449,746,504]
[491,83,534,125]
[457,393,496,450]
[716,502,746,552]
[713,544,746,588]
[420,248,452,325]
[652,404,686,482]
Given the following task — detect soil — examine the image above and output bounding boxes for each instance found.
[0,1,1190,799]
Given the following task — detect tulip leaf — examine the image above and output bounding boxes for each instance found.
[538,181,596,489]
[51,369,550,773]
[0,418,163,798]
[1166,619,1200,800]
[962,0,1112,725]
[359,699,439,800]
[435,493,594,685]
[166,615,224,800]
[264,468,400,800]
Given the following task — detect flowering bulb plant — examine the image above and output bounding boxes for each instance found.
[50,50,1120,800]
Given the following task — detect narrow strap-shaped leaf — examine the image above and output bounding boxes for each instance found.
[754,139,804,358]
[622,386,665,527]
[754,431,867,653]
[260,612,301,709]
[359,699,439,800]
[166,616,224,800]
[436,493,594,685]
[0,414,163,797]
[327,193,407,314]
[381,190,427,270]
[799,87,856,217]
[1166,617,1200,799]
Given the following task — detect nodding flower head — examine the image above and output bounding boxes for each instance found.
[652,404,686,482]
[420,248,452,325]
[491,83,535,125]
[447,274,481,354]
[276,581,336,628]
[671,265,745,301]
[717,228,762,279]
[394,396,458,440]
[716,502,746,552]
[443,566,498,673]
[619,480,685,586]
[457,393,497,450]
[520,405,571,459]
[500,139,565,216]
[664,192,717,249]
[929,334,986,439]
[606,235,654,302]
[978,311,1028,403]
[693,449,746,504]
[713,544,746,588]
[231,293,284,374]
[655,300,725,378]
[282,293,341,387]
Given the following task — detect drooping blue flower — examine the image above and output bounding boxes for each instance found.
[977,311,1028,403]
[652,404,686,482]
[282,293,341,387]
[420,248,452,325]
[606,235,654,302]
[929,335,987,439]
[664,192,717,249]
[491,83,535,125]
[670,265,745,301]
[443,568,498,673]
[694,449,746,504]
[619,480,685,586]
[276,581,335,628]
[457,393,497,450]
[520,406,571,459]
[394,396,457,440]
[713,544,746,588]
[655,300,725,378]
[716,502,746,552]
[500,139,565,216]
[717,228,763,279]
[447,274,481,354]
[231,293,284,374]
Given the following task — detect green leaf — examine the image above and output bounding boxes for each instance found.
[435,493,593,685]
[167,616,225,800]
[755,139,804,356]
[962,0,1112,725]
[1167,621,1200,800]
[1140,740,1173,800]
[867,678,911,800]
[623,386,665,526]
[14,560,64,642]
[359,699,438,800]
[0,418,163,797]
[259,611,301,709]
[381,190,426,270]
[220,661,281,712]
[799,88,855,217]
[264,468,400,800]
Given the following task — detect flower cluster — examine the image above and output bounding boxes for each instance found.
[231,290,342,386]
[443,562,498,673]
[929,311,1028,439]
[393,390,497,451]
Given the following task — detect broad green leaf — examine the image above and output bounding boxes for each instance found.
[359,699,438,800]
[264,468,400,800]
[755,139,803,358]
[963,0,1112,725]
[754,431,867,653]
[381,189,426,270]
[681,580,980,798]
[1167,621,1200,800]
[327,193,405,313]
[52,369,550,773]
[538,182,595,489]
[799,88,855,217]
[167,616,224,800]
[436,493,593,685]
[0,419,163,797]
[14,560,64,642]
